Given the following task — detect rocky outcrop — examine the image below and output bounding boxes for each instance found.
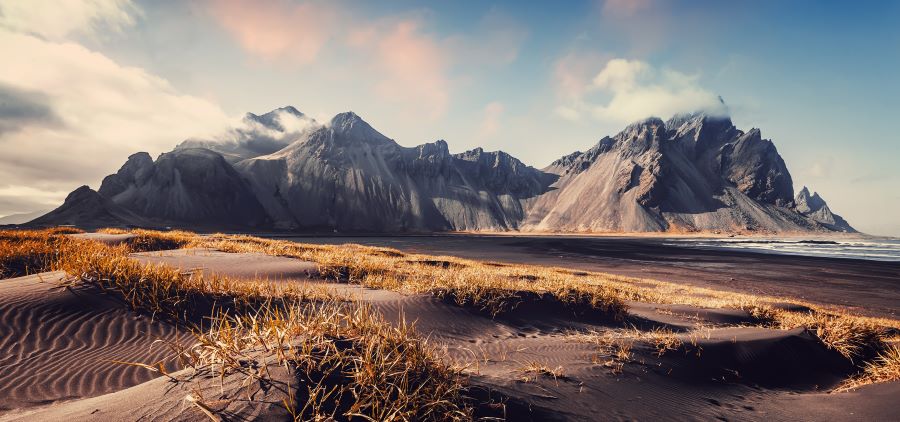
[97,148,269,228]
[795,187,855,232]
[236,112,551,231]
[28,186,153,229]
[37,106,855,234]
[524,113,825,233]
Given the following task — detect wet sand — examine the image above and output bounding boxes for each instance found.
[263,234,900,318]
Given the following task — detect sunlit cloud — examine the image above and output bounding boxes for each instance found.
[475,101,505,141]
[0,1,232,215]
[206,1,525,121]
[207,0,335,65]
[555,58,726,123]
[0,0,139,40]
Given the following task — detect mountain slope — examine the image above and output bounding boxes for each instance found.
[37,106,855,234]
[236,112,553,231]
[795,187,855,232]
[0,210,48,225]
[523,113,820,233]
[28,186,152,229]
[98,148,269,228]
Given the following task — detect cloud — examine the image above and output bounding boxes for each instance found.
[0,25,231,213]
[0,83,60,134]
[0,0,139,40]
[206,0,335,65]
[555,58,726,123]
[370,19,450,119]
[0,185,69,216]
[206,1,526,121]
[475,101,504,141]
[601,0,656,18]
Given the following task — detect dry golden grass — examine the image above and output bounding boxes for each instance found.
[0,227,82,277]
[519,362,566,383]
[177,301,471,420]
[4,227,900,395]
[0,228,472,419]
[835,344,900,392]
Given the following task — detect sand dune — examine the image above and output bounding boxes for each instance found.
[2,360,294,421]
[114,249,895,420]
[131,248,318,281]
[0,272,191,416]
[3,246,896,420]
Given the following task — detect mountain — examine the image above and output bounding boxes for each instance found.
[795,187,855,232]
[175,106,317,163]
[236,112,553,231]
[0,210,48,225]
[96,149,270,229]
[28,186,154,229]
[523,113,816,233]
[33,106,855,234]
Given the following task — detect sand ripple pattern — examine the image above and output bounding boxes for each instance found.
[0,272,190,413]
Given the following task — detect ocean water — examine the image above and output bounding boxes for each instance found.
[663,236,900,262]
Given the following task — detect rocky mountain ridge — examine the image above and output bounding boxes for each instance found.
[29,107,855,234]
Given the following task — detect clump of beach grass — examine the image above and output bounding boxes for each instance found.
[835,343,900,392]
[178,301,472,420]
[0,227,82,277]
[519,362,566,383]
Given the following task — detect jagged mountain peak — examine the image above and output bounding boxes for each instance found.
[794,187,854,232]
[325,111,391,143]
[244,105,308,130]
[795,186,828,213]
[244,105,306,126]
[39,104,855,234]
[455,147,521,167]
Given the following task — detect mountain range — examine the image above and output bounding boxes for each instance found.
[26,106,855,234]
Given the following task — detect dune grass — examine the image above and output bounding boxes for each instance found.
[0,227,83,278]
[3,227,900,397]
[181,301,471,420]
[836,343,900,392]
[0,228,474,419]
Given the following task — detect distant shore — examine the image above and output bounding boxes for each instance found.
[265,233,900,319]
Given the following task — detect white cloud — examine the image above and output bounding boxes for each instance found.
[207,1,526,122]
[0,0,139,40]
[0,3,232,215]
[475,101,505,141]
[555,58,726,123]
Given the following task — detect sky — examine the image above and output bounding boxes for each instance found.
[0,0,898,235]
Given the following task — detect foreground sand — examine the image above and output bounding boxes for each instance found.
[2,237,895,421]
[0,272,191,416]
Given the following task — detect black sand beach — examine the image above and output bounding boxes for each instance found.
[266,234,900,319]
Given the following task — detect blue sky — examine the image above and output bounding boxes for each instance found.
[1,0,898,235]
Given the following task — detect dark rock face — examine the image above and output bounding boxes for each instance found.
[720,129,794,207]
[98,152,153,198]
[38,107,854,234]
[98,148,269,228]
[237,112,552,231]
[795,187,855,232]
[526,113,829,233]
[29,186,152,229]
